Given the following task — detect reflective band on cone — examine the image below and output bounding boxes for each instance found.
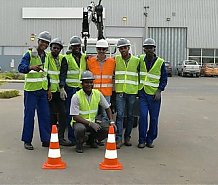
[99,125,123,170]
[107,134,115,143]
[48,149,61,158]
[42,125,66,169]
[105,149,117,159]
[50,133,59,143]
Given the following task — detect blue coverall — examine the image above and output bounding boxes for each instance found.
[138,55,168,145]
[18,52,51,144]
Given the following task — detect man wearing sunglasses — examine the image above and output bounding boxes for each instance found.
[114,38,140,149]
[87,39,115,125]
[138,38,168,149]
[59,36,87,146]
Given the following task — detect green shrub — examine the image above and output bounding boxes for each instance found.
[0,90,20,98]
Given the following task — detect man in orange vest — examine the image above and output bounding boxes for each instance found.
[87,39,115,124]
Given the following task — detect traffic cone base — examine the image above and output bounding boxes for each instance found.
[99,126,123,170]
[99,159,122,170]
[43,159,66,169]
[42,125,66,169]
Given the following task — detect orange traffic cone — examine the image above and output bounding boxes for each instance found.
[99,125,123,170]
[42,125,66,169]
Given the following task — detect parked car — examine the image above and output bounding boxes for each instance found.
[165,61,172,77]
[200,63,218,77]
[177,60,200,77]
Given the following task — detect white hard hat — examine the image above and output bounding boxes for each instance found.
[143,38,156,47]
[37,31,51,43]
[50,38,63,49]
[70,36,82,46]
[117,38,131,48]
[81,70,95,81]
[96,39,109,48]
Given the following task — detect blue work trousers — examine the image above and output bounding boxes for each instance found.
[65,86,79,142]
[138,89,161,144]
[115,93,136,142]
[21,90,51,143]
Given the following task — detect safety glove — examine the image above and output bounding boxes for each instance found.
[60,87,67,101]
[89,122,101,132]
[110,121,117,132]
[154,89,161,101]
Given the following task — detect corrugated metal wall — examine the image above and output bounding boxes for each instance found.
[0,0,218,47]
[145,0,218,48]
[148,27,187,72]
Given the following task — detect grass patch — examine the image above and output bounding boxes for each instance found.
[0,90,20,98]
[0,72,25,80]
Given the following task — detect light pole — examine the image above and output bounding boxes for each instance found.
[144,6,149,41]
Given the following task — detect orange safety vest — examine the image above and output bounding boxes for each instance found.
[87,56,115,96]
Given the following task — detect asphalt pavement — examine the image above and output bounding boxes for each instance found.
[0,77,218,184]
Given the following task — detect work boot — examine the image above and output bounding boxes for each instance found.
[137,143,146,149]
[124,137,132,146]
[42,142,50,147]
[24,143,34,150]
[146,143,154,148]
[59,139,74,146]
[116,141,123,149]
[75,143,83,153]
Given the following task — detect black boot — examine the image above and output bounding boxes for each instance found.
[75,143,83,153]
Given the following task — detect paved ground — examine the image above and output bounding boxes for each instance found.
[0,77,218,184]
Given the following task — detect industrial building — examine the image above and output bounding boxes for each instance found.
[0,0,217,72]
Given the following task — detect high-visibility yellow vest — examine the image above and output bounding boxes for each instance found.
[65,53,86,88]
[115,55,139,94]
[139,54,164,95]
[71,89,100,125]
[24,50,48,91]
[45,53,63,92]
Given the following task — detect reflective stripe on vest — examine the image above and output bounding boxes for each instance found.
[25,77,47,82]
[115,80,138,85]
[65,53,87,88]
[115,55,139,94]
[24,50,48,91]
[139,54,163,95]
[71,89,101,125]
[94,84,113,88]
[67,70,80,74]
[45,53,63,92]
[94,75,113,79]
[87,57,115,96]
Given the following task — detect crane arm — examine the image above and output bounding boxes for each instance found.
[81,0,104,52]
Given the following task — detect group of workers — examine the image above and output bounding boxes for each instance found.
[18,31,168,153]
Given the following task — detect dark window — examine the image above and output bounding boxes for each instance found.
[216,49,218,57]
[202,49,214,56]
[202,57,214,64]
[189,48,201,56]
